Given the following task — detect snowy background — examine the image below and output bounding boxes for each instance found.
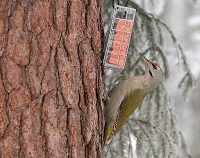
[103,0,200,157]
[157,0,200,157]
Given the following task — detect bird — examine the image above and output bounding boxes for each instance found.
[104,53,164,144]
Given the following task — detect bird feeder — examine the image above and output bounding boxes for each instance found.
[103,5,136,71]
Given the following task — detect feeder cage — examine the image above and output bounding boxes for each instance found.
[103,5,136,71]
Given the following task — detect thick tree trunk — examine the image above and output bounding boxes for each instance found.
[0,0,104,157]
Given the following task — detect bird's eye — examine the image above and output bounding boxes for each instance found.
[152,63,157,69]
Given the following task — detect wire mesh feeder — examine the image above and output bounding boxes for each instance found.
[104,5,136,71]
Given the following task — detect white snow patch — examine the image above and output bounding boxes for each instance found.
[187,15,200,27]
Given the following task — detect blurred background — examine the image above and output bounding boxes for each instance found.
[135,0,200,157]
[160,0,200,157]
[104,0,200,157]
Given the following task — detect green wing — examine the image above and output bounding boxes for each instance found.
[114,89,147,133]
[104,87,147,143]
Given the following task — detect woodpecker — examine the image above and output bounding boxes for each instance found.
[104,53,164,144]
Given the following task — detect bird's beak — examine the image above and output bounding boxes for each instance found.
[140,53,151,70]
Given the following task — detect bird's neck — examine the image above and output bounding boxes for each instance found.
[143,74,161,93]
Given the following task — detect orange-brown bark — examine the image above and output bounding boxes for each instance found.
[0,0,104,157]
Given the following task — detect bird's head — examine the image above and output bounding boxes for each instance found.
[140,53,164,91]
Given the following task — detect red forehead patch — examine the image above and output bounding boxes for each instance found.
[151,62,159,67]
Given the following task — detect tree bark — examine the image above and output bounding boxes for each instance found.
[0,0,104,157]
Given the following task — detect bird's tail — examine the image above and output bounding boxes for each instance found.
[104,122,114,144]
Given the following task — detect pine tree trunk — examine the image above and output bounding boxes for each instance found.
[0,0,104,157]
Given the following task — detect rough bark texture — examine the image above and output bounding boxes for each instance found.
[0,0,104,157]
